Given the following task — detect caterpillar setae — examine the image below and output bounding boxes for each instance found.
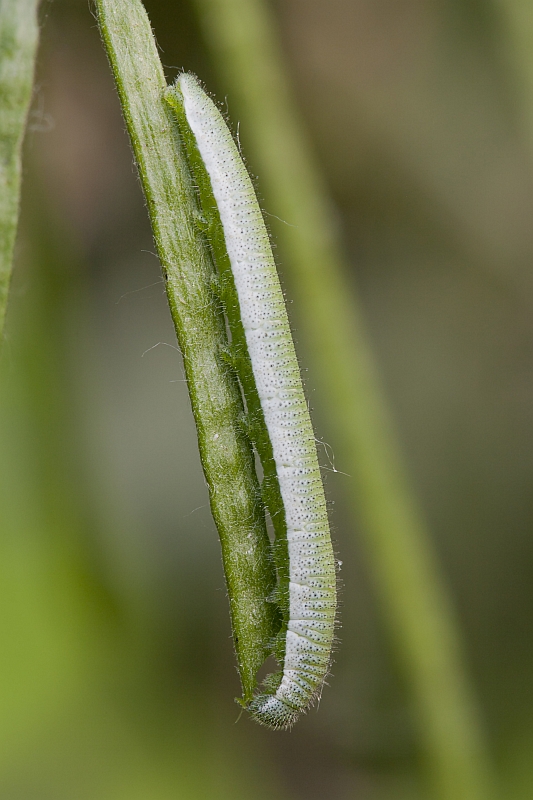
[166,73,337,730]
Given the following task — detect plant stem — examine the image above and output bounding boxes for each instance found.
[95,0,277,703]
[0,0,40,341]
[191,0,492,795]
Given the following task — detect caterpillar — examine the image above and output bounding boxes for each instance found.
[166,73,337,730]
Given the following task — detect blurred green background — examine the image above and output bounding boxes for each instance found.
[2,0,533,797]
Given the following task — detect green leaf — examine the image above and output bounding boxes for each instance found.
[95,0,277,703]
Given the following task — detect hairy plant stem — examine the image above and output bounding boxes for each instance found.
[191,0,493,796]
[95,0,277,703]
[0,0,40,341]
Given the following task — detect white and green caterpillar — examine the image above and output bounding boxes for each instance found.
[167,73,337,730]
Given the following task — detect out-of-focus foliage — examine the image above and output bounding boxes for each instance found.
[0,0,39,336]
[1,0,533,798]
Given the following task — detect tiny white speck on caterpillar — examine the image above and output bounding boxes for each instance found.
[173,73,337,730]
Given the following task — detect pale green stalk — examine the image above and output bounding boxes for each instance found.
[191,0,492,796]
[95,0,278,703]
[0,0,40,340]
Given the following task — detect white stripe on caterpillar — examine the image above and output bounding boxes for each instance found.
[177,73,336,729]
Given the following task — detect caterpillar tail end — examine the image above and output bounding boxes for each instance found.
[247,694,300,731]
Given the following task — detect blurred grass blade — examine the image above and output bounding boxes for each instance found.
[0,0,40,341]
[191,0,493,796]
[95,0,277,703]
[498,0,533,153]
